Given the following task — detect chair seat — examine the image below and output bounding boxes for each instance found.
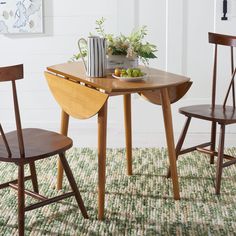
[179,104,236,124]
[0,128,72,162]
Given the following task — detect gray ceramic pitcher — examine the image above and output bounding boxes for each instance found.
[78,36,106,77]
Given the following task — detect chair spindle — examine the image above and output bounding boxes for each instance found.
[223,67,236,108]
[231,47,235,107]
[211,44,218,109]
[11,80,25,158]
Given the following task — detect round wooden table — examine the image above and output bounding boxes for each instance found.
[45,62,192,220]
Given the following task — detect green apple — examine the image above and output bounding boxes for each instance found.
[132,69,139,77]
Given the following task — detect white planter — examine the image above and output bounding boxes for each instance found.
[107,55,138,72]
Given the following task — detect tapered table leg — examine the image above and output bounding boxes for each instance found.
[57,110,69,190]
[98,101,108,220]
[124,94,132,175]
[167,116,191,178]
[161,88,180,200]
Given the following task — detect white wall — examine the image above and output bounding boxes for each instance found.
[0,0,236,148]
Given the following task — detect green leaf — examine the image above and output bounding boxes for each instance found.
[139,51,157,59]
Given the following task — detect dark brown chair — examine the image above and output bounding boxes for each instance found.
[167,32,236,195]
[0,64,88,235]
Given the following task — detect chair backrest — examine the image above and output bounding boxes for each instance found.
[0,64,25,158]
[208,32,236,109]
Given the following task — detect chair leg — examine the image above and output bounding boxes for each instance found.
[59,153,89,219]
[210,122,217,164]
[18,164,25,236]
[29,162,39,193]
[167,117,191,178]
[215,124,225,195]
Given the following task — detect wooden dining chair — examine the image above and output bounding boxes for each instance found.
[0,64,88,235]
[167,32,236,195]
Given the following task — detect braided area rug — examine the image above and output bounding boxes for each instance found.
[0,148,236,235]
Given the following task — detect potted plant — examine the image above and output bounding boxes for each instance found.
[72,18,157,71]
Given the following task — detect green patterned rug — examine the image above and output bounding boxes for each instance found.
[0,148,236,235]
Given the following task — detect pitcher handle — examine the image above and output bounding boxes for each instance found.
[78,38,87,71]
